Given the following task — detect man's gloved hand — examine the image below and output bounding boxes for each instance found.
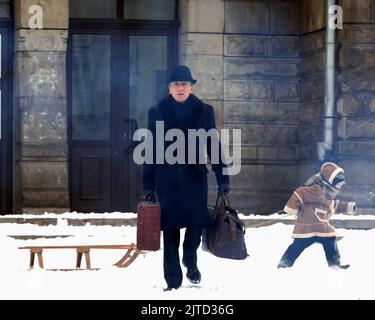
[217,184,230,196]
[141,190,156,202]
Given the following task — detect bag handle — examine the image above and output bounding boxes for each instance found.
[215,194,230,209]
[214,195,245,227]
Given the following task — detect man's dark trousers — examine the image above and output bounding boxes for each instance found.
[163,227,202,287]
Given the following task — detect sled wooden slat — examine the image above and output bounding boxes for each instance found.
[19,244,141,270]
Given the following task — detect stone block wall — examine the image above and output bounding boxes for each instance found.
[224,0,301,212]
[6,0,374,213]
[181,0,375,213]
[299,31,325,161]
[336,0,375,208]
[181,0,303,212]
[297,0,326,183]
[13,0,70,213]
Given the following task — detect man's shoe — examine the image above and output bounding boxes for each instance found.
[163,285,179,292]
[186,266,201,284]
[330,264,350,270]
[277,260,291,269]
[182,258,201,284]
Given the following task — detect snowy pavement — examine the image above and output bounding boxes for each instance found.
[0,219,374,300]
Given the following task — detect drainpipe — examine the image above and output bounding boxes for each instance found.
[318,0,336,161]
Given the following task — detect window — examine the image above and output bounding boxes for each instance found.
[70,0,117,19]
[72,35,111,140]
[129,35,168,130]
[70,0,176,20]
[124,0,176,20]
[0,0,10,18]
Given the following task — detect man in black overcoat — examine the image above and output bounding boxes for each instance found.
[142,65,230,291]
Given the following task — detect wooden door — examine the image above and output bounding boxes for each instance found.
[0,25,12,215]
[68,27,175,212]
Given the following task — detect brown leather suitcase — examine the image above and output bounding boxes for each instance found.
[136,202,161,251]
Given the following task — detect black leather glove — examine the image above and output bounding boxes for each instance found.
[141,190,156,202]
[217,184,230,196]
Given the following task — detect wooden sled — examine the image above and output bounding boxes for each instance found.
[18,243,142,271]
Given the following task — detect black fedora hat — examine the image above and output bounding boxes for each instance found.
[168,65,197,84]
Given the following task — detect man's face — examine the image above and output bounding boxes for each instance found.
[169,81,193,103]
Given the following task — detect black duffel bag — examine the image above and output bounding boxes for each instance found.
[202,195,248,260]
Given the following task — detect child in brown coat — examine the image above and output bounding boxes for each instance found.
[278,162,356,269]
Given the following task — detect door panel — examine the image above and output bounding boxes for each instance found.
[127,34,169,211]
[128,35,168,130]
[72,147,111,211]
[0,27,12,215]
[69,28,175,213]
[71,34,112,141]
[70,33,114,212]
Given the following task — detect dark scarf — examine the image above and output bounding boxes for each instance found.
[172,97,189,127]
[156,94,207,132]
[304,173,340,200]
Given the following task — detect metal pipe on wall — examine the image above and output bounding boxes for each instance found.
[318,0,336,161]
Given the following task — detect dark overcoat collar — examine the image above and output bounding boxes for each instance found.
[156,94,208,130]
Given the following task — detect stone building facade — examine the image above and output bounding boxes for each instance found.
[0,0,373,215]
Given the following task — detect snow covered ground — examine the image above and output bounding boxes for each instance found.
[0,216,374,300]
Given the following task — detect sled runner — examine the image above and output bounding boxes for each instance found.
[19,243,142,271]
